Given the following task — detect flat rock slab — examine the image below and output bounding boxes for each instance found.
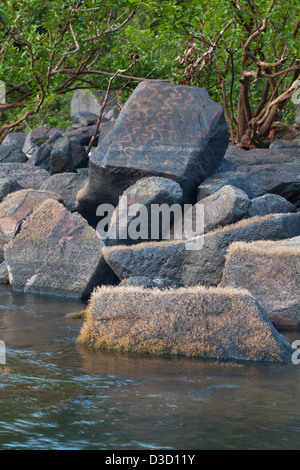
[0,189,62,261]
[77,80,229,224]
[78,285,292,363]
[103,212,300,287]
[0,163,50,189]
[4,199,118,299]
[221,239,300,329]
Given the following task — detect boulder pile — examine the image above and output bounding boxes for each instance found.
[0,80,299,363]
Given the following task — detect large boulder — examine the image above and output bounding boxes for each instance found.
[78,285,292,363]
[0,163,50,189]
[76,80,229,225]
[221,239,300,329]
[40,172,88,212]
[103,212,300,287]
[103,176,183,246]
[0,144,28,163]
[4,199,118,299]
[0,189,62,261]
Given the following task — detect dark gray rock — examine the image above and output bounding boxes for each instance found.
[103,176,183,246]
[237,163,300,207]
[0,163,49,189]
[224,146,300,166]
[269,139,300,149]
[119,276,183,289]
[197,171,254,200]
[23,127,65,155]
[64,125,100,147]
[248,193,296,218]
[4,199,118,299]
[2,132,26,149]
[28,132,63,171]
[50,137,88,175]
[103,212,300,287]
[71,111,99,129]
[40,172,88,212]
[178,185,251,236]
[0,144,28,163]
[76,81,229,225]
[0,178,23,203]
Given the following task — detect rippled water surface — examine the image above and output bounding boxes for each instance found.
[0,285,300,450]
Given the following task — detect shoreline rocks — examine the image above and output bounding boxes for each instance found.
[4,199,118,299]
[0,82,299,363]
[102,212,300,287]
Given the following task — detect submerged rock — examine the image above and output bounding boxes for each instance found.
[4,199,118,299]
[77,80,229,225]
[78,285,292,363]
[221,239,300,329]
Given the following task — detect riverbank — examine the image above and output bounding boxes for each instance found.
[0,285,300,450]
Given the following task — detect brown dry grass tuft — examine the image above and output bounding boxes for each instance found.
[77,285,288,362]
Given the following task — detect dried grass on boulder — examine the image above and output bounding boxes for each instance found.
[78,285,292,363]
[221,239,300,329]
[103,212,300,287]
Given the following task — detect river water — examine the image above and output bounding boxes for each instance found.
[0,285,300,450]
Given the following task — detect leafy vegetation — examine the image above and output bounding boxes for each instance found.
[0,0,299,147]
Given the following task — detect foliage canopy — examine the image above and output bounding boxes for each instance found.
[0,0,299,147]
